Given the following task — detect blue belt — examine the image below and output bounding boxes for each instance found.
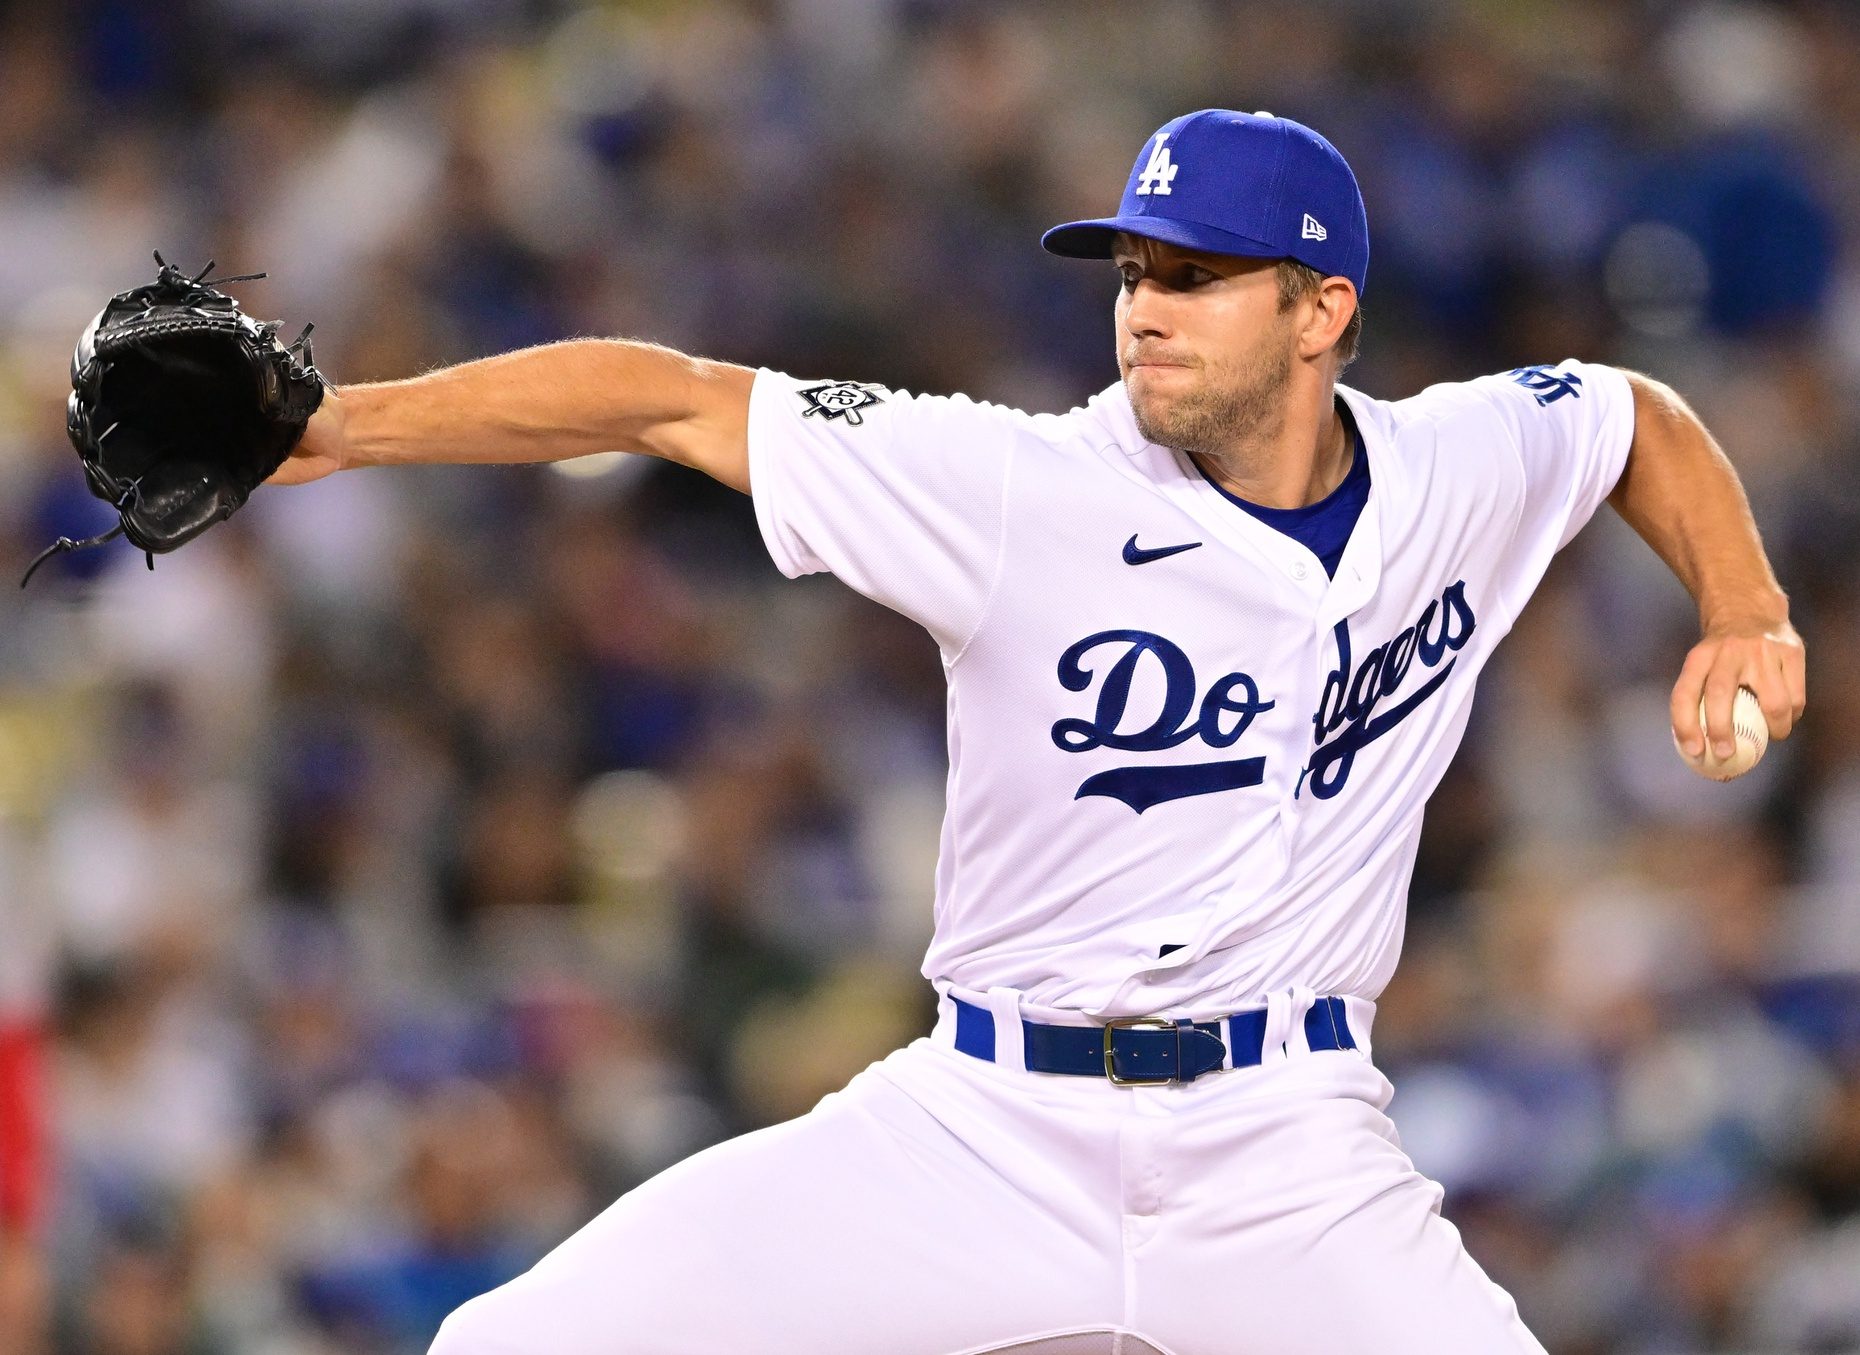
[951,995,1357,1086]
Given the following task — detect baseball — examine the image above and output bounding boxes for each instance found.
[1675,685,1768,780]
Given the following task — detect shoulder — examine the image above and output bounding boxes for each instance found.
[751,369,1104,447]
[1364,361,1630,459]
[1389,361,1626,426]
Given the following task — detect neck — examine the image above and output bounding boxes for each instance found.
[1187,379,1350,509]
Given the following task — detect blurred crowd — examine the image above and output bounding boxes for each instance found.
[0,0,1858,1351]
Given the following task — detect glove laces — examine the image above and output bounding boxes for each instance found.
[20,443,155,587]
[151,250,267,290]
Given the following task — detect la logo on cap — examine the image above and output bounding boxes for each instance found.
[1135,134,1178,197]
[1301,214,1327,241]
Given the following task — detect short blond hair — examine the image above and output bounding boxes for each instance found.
[1275,259,1363,369]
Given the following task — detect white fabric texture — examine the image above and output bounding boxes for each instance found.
[747,373,1020,653]
[748,362,1635,1020]
[428,1040,1546,1354]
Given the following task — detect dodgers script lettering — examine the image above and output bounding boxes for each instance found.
[1051,630,1274,813]
[1303,579,1477,800]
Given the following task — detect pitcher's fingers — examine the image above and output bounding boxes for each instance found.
[1700,658,1745,760]
[1782,642,1807,722]
[1749,652,1793,742]
[1670,645,1715,756]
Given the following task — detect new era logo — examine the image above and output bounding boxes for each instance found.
[1301,214,1327,241]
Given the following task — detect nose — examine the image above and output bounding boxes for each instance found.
[1122,277,1172,340]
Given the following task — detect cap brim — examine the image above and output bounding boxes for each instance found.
[1040,214,1285,261]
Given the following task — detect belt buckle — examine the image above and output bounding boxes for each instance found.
[1103,1016,1179,1085]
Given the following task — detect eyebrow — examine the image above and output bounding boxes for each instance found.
[1114,249,1212,270]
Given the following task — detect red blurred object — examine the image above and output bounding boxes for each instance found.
[0,1019,48,1234]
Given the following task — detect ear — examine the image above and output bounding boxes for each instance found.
[1298,277,1358,360]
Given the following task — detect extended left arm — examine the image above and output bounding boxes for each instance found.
[1606,370,1806,760]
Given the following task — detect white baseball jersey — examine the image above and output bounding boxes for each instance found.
[748,362,1634,1020]
[431,364,1628,1355]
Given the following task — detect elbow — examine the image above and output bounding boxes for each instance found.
[1618,367,1706,474]
[1622,367,1696,428]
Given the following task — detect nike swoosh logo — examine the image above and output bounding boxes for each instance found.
[1122,535,1203,566]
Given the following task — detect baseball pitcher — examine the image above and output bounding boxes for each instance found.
[141,111,1819,1352]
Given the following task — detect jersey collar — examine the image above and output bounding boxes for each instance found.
[1084,380,1388,623]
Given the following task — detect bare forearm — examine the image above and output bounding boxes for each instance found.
[336,339,753,488]
[1606,368,1805,756]
[1607,371,1786,629]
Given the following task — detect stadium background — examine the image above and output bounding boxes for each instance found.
[1,0,1858,1351]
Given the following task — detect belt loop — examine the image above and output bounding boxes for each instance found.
[1341,995,1375,1060]
[1262,985,1318,1063]
[1286,984,1319,1055]
[1261,989,1293,1064]
[984,987,1027,1074]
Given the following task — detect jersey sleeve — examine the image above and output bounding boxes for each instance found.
[1467,359,1637,618]
[746,370,1015,652]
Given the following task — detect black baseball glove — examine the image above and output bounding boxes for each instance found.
[23,252,325,586]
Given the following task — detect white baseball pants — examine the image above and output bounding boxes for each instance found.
[430,989,1546,1354]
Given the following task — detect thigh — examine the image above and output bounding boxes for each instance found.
[429,1045,1127,1355]
[1133,1057,1546,1355]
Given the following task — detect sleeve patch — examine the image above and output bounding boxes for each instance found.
[1509,365,1584,406]
[797,381,886,425]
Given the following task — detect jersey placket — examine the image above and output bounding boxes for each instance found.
[1097,447,1380,998]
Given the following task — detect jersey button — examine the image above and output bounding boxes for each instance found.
[1291,561,1309,580]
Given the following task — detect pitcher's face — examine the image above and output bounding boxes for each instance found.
[1113,234,1297,455]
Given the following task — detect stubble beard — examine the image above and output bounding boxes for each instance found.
[1128,332,1293,465]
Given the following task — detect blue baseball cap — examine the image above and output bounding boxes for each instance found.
[1042,109,1369,296]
